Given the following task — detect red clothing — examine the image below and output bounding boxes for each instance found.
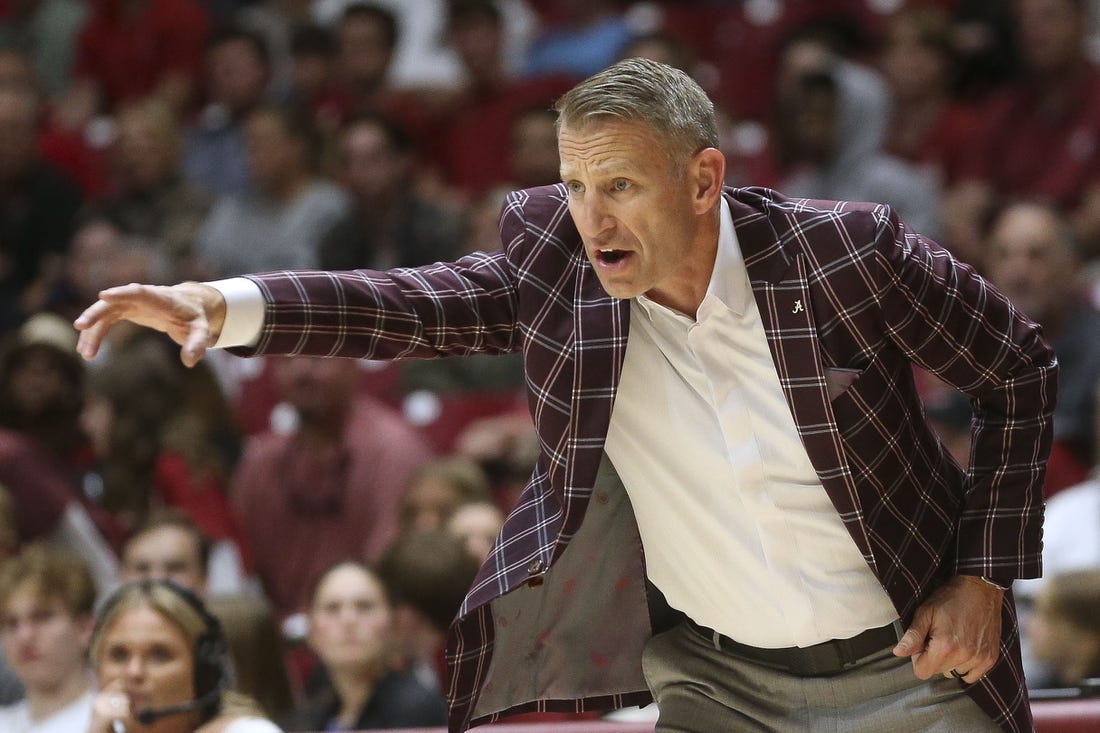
[230,395,433,617]
[958,65,1100,207]
[154,451,252,569]
[433,76,575,196]
[0,429,124,550]
[885,103,985,186]
[75,0,209,109]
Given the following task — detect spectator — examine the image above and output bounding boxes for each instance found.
[184,26,273,197]
[196,103,348,276]
[433,0,573,196]
[506,105,561,190]
[319,114,463,271]
[0,544,96,732]
[951,0,1100,260]
[119,511,293,722]
[984,200,1100,492]
[65,0,210,120]
[1027,569,1100,688]
[230,356,433,617]
[0,314,120,591]
[0,84,82,336]
[50,215,173,329]
[521,0,632,79]
[0,0,88,97]
[288,560,447,730]
[83,332,242,535]
[120,508,248,600]
[99,97,213,280]
[324,3,432,141]
[879,8,984,191]
[445,499,504,563]
[288,24,343,135]
[398,457,490,533]
[774,69,944,241]
[87,579,281,733]
[377,531,480,690]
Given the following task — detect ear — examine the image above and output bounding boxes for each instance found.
[690,147,726,215]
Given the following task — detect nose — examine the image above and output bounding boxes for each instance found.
[125,654,146,680]
[570,193,614,242]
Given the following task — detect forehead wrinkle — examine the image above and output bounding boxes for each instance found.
[558,123,657,179]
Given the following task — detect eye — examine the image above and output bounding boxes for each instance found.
[148,644,176,663]
[106,645,129,663]
[612,179,631,192]
[566,181,584,195]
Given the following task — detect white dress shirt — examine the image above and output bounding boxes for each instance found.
[603,200,897,648]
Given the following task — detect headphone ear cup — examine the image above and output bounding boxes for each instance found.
[193,623,229,698]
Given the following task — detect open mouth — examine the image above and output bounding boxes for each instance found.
[596,248,629,264]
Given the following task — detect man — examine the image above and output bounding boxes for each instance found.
[319,114,464,271]
[184,26,272,197]
[0,544,96,732]
[231,355,433,618]
[983,200,1099,492]
[120,508,230,596]
[75,59,1055,733]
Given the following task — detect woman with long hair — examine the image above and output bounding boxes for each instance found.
[87,580,279,733]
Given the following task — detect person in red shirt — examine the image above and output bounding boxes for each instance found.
[66,0,210,121]
[949,0,1100,261]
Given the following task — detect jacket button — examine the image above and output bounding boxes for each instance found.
[527,559,546,587]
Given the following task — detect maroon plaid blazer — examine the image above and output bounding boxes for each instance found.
[239,186,1055,733]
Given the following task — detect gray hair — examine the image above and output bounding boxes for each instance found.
[553,57,718,164]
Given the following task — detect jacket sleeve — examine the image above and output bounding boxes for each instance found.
[230,250,522,360]
[871,205,1056,581]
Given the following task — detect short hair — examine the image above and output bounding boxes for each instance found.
[553,57,718,165]
[341,3,398,50]
[291,24,336,58]
[984,198,1082,261]
[0,543,96,617]
[377,531,479,631]
[248,102,325,171]
[125,508,212,576]
[447,0,502,28]
[340,112,413,155]
[206,24,271,69]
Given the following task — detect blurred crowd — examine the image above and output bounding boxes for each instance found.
[1,0,1100,729]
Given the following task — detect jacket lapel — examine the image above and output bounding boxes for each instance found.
[729,192,875,564]
[554,253,629,554]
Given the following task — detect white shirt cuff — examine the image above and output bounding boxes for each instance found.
[207,278,265,348]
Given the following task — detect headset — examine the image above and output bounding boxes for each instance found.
[95,579,232,726]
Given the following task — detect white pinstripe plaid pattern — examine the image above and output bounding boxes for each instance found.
[235,185,1055,732]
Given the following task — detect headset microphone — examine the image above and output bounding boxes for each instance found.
[135,684,226,726]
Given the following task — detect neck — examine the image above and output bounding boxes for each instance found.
[27,667,90,722]
[264,172,310,204]
[297,413,348,446]
[648,208,721,317]
[331,663,382,725]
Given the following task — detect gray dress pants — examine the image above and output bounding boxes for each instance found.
[642,619,1003,732]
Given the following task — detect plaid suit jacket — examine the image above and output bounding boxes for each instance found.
[240,185,1055,733]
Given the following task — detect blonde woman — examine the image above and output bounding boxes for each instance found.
[87,580,280,733]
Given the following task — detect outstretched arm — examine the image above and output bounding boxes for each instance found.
[74,281,226,367]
